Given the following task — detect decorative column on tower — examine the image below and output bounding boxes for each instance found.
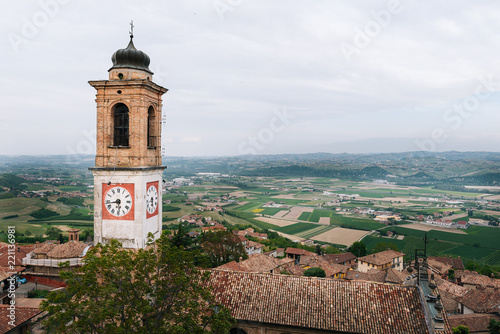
[89,24,168,249]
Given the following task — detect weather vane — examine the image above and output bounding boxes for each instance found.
[129,20,134,38]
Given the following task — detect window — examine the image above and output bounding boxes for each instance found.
[229,329,247,334]
[113,103,129,146]
[147,106,155,147]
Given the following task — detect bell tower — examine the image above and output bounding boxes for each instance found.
[89,25,168,249]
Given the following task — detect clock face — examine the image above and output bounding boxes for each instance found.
[102,183,134,220]
[146,181,159,218]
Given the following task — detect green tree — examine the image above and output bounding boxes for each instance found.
[349,241,367,257]
[41,235,235,333]
[304,267,326,278]
[373,242,399,253]
[489,318,500,334]
[200,230,247,268]
[452,325,470,334]
[324,246,340,254]
[46,227,62,240]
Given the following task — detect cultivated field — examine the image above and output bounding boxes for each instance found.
[447,213,468,220]
[255,217,297,227]
[401,223,467,234]
[283,206,313,220]
[318,217,330,225]
[312,227,369,246]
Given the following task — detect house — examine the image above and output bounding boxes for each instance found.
[457,221,469,229]
[263,248,284,258]
[323,252,356,267]
[201,224,227,233]
[448,313,500,334]
[298,255,350,279]
[357,249,405,272]
[22,240,90,280]
[457,287,500,315]
[284,248,316,264]
[208,270,450,334]
[0,305,43,334]
[244,240,264,255]
[214,254,293,274]
[428,256,465,270]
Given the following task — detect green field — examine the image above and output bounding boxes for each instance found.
[298,211,311,221]
[330,214,385,231]
[260,208,287,216]
[274,223,319,235]
[308,209,333,222]
[296,225,335,239]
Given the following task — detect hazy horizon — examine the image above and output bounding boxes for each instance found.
[3,1,500,156]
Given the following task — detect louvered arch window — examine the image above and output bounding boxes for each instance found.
[113,103,129,146]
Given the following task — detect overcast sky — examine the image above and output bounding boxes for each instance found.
[2,1,500,157]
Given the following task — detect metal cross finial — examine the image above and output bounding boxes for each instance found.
[129,20,134,38]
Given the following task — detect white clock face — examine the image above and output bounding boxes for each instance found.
[104,186,133,217]
[146,185,158,214]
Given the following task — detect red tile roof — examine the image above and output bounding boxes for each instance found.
[208,270,431,334]
[323,252,356,264]
[428,256,464,270]
[46,241,89,259]
[448,313,500,333]
[345,269,387,283]
[358,250,404,266]
[458,287,500,313]
[285,247,315,256]
[214,254,293,274]
[0,305,43,334]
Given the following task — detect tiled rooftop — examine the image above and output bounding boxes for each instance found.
[214,254,293,273]
[358,250,404,266]
[323,252,356,264]
[344,269,387,283]
[458,287,500,313]
[46,240,89,259]
[285,247,316,256]
[208,270,432,334]
[0,305,42,334]
[448,313,500,333]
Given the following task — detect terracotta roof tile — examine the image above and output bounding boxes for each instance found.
[323,252,356,264]
[428,256,464,270]
[345,269,387,283]
[385,267,407,284]
[208,270,431,334]
[448,313,500,333]
[358,250,405,266]
[214,254,293,273]
[0,305,42,334]
[458,287,500,313]
[285,247,316,256]
[46,241,89,259]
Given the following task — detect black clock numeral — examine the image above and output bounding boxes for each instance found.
[125,194,130,198]
[117,188,121,193]
[125,205,130,210]
[111,189,115,195]
[107,205,112,210]
[107,193,111,198]
[126,200,131,204]
[111,209,115,214]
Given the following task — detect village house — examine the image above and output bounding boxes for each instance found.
[214,254,293,274]
[357,249,405,273]
[22,237,91,282]
[323,252,357,268]
[208,270,452,334]
[284,247,316,265]
[0,305,43,334]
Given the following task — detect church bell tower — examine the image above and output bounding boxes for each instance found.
[89,25,167,249]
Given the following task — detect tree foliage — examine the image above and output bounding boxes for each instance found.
[200,230,247,268]
[489,318,500,334]
[41,235,235,333]
[349,241,367,257]
[304,267,326,278]
[452,325,470,334]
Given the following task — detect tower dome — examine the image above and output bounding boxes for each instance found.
[109,36,153,74]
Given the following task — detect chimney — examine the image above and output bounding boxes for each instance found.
[239,257,242,263]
